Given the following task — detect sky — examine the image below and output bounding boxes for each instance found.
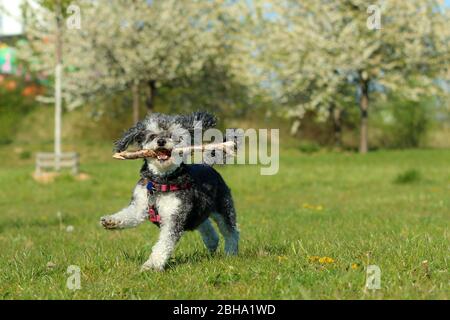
[0,0,23,36]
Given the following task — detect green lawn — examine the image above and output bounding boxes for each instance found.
[0,145,448,299]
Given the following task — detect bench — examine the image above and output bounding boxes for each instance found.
[35,152,79,175]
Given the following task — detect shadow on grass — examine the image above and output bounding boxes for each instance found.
[120,241,291,273]
[169,242,291,267]
[121,248,217,269]
[167,251,217,269]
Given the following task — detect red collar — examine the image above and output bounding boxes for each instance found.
[148,181,191,193]
[144,180,191,226]
[147,181,191,193]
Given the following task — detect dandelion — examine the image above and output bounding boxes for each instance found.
[302,203,324,211]
[351,263,359,270]
[309,256,335,264]
[318,257,335,264]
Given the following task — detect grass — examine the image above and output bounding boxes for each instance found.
[0,144,448,299]
[394,169,423,184]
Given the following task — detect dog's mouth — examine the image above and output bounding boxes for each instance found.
[155,148,172,162]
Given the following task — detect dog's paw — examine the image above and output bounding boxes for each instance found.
[140,259,165,272]
[100,216,122,229]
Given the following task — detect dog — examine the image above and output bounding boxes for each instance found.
[100,112,239,271]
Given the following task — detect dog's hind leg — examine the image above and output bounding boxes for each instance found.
[197,219,219,253]
[212,193,239,255]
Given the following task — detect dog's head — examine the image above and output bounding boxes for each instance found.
[114,112,216,174]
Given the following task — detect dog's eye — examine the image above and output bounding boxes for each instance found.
[149,134,157,140]
[135,132,145,143]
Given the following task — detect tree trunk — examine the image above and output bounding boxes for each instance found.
[54,0,63,170]
[330,103,342,148]
[146,80,157,113]
[359,79,369,154]
[132,82,140,124]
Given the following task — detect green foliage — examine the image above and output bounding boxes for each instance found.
[298,141,321,154]
[19,150,32,159]
[34,0,73,15]
[0,79,36,144]
[70,94,137,141]
[376,95,432,148]
[159,60,255,121]
[394,169,422,184]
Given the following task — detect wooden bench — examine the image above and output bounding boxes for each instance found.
[35,152,79,175]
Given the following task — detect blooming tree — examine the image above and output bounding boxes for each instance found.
[255,0,450,152]
[19,0,250,122]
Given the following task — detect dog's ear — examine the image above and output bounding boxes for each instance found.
[176,111,217,132]
[114,121,145,152]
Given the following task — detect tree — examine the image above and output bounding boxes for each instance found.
[13,0,74,166]
[255,0,450,153]
[19,0,251,123]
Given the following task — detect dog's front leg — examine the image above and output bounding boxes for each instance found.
[141,222,183,272]
[100,181,148,230]
[141,194,185,271]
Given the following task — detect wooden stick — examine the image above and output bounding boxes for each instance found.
[113,141,236,160]
[113,149,157,160]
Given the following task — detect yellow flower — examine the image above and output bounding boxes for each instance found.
[318,257,335,264]
[309,256,335,264]
[302,203,324,211]
[351,263,359,270]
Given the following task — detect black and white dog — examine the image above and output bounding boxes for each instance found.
[100,112,239,271]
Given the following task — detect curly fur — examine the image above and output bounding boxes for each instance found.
[114,111,217,153]
[101,112,239,271]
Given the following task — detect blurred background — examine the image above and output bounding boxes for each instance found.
[0,0,449,299]
[0,0,448,156]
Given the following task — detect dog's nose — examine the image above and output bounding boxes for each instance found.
[157,138,166,147]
